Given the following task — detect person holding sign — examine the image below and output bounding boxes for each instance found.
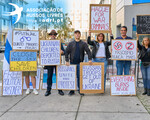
[44,30,65,96]
[65,30,92,96]
[23,72,38,95]
[115,26,132,75]
[87,28,113,90]
[138,37,150,96]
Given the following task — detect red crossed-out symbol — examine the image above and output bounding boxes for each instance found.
[113,41,123,50]
[125,42,134,50]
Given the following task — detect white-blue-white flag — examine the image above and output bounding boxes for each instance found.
[3,24,12,70]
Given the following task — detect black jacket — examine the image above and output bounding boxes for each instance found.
[87,36,113,59]
[65,40,92,63]
[138,41,150,62]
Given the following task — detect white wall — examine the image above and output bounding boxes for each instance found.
[116,0,132,12]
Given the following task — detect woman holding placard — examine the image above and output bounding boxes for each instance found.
[138,37,150,96]
[87,29,113,90]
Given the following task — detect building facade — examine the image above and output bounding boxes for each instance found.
[67,0,100,40]
[100,0,150,39]
[0,0,28,45]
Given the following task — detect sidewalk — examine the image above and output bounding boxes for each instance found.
[0,85,150,120]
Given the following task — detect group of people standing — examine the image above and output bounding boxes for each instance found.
[24,26,150,96]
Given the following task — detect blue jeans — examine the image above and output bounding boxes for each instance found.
[71,63,80,90]
[116,60,131,75]
[141,64,150,89]
[92,58,108,90]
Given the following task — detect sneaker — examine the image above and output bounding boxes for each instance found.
[33,89,38,95]
[26,88,30,95]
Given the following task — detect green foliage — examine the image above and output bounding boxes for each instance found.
[36,0,74,41]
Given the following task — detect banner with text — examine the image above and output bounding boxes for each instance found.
[111,40,137,60]
[80,63,104,94]
[10,51,37,71]
[137,15,150,34]
[110,75,136,96]
[2,70,22,96]
[90,4,111,33]
[40,40,61,65]
[13,30,39,51]
[57,65,76,90]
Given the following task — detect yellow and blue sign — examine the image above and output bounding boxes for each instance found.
[10,51,37,71]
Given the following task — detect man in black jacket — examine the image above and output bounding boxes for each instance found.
[65,30,92,96]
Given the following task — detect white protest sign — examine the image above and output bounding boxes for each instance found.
[111,40,137,60]
[80,63,104,93]
[57,65,76,90]
[90,4,111,33]
[40,40,61,65]
[110,75,136,96]
[13,30,39,50]
[2,70,22,96]
[42,69,56,90]
[23,69,41,90]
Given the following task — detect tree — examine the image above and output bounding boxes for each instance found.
[56,13,74,43]
[36,0,74,41]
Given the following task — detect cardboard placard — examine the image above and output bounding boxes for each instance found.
[110,75,136,96]
[80,62,104,93]
[12,30,39,51]
[40,40,61,66]
[23,69,41,90]
[10,51,37,71]
[111,39,137,60]
[2,70,23,96]
[42,69,56,90]
[56,65,77,90]
[90,4,111,33]
[137,15,150,34]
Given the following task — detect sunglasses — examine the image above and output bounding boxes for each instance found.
[49,33,57,36]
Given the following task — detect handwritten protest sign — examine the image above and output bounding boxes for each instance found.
[137,15,150,34]
[111,40,137,60]
[90,4,111,33]
[10,51,37,71]
[2,70,22,96]
[80,63,104,93]
[23,69,41,89]
[13,30,39,50]
[40,40,61,65]
[57,65,76,90]
[42,69,56,90]
[110,75,136,96]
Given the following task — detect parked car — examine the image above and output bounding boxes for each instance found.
[0,45,5,52]
[0,42,5,52]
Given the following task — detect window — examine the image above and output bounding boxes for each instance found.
[3,20,6,26]
[14,23,18,28]
[21,12,23,17]
[3,6,6,12]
